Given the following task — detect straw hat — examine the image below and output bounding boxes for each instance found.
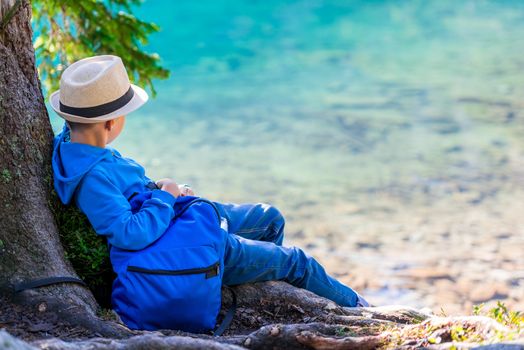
[49,55,149,123]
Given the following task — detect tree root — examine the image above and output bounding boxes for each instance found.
[30,332,244,350]
[15,281,432,349]
[12,280,431,348]
[231,323,387,350]
[296,330,385,350]
[217,281,430,334]
[7,280,519,350]
[28,322,388,350]
[9,306,522,350]
[9,285,134,339]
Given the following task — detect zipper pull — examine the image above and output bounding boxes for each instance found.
[205,263,220,279]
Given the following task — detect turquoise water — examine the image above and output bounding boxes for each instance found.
[49,0,524,208]
[45,1,524,308]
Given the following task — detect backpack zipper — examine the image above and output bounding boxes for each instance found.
[127,261,220,279]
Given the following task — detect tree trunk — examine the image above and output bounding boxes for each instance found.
[0,0,128,337]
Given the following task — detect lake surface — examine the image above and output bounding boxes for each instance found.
[45,0,524,312]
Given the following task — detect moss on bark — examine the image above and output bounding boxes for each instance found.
[49,188,114,307]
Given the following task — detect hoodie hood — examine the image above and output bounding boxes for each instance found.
[52,122,114,204]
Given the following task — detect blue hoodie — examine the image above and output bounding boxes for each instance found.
[52,121,177,250]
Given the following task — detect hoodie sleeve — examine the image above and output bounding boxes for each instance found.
[75,169,177,250]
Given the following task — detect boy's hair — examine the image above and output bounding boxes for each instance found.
[67,121,100,132]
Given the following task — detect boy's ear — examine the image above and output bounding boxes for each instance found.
[105,120,114,131]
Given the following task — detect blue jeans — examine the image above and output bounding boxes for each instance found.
[212,201,366,307]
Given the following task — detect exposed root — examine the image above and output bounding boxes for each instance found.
[296,331,385,350]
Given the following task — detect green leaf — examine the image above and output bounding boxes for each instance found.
[31,0,169,98]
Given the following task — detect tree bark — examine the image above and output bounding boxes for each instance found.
[0,0,129,337]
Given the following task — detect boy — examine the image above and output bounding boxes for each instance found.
[50,55,370,310]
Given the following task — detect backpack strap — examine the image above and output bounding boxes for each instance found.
[145,181,159,190]
[174,198,222,224]
[14,276,87,293]
[127,181,159,201]
[213,286,237,337]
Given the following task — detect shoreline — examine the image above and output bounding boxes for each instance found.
[283,187,524,315]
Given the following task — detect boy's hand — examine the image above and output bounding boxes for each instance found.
[155,178,181,198]
[178,184,195,196]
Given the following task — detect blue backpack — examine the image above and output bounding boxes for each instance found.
[109,190,230,333]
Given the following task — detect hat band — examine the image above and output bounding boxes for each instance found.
[59,86,134,118]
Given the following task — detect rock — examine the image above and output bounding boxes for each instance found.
[398,268,454,281]
[324,302,337,311]
[355,241,382,249]
[37,303,46,313]
[469,283,510,303]
[0,330,37,350]
[473,341,524,349]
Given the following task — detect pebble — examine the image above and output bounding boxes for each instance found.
[324,302,337,311]
[469,283,509,303]
[398,268,453,281]
[243,337,251,347]
[37,303,46,313]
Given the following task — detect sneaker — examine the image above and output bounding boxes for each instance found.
[356,293,371,307]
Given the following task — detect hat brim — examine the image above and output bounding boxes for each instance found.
[49,84,149,123]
